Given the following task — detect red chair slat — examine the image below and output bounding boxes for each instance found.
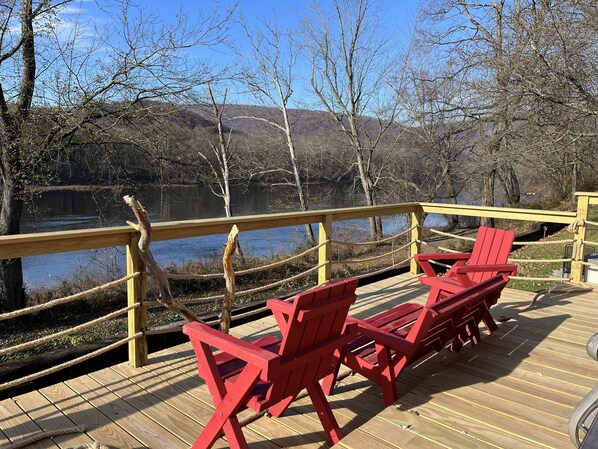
[415,226,516,303]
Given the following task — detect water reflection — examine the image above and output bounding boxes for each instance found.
[21,185,441,288]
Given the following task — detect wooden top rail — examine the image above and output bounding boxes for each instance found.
[420,202,576,224]
[575,192,598,196]
[0,198,586,261]
[0,203,419,259]
[576,192,598,207]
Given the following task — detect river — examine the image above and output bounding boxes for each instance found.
[20,184,444,288]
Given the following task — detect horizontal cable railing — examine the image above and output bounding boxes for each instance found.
[166,241,326,281]
[331,225,416,246]
[0,304,139,357]
[0,332,143,392]
[334,242,411,265]
[0,273,139,322]
[418,225,577,283]
[428,228,476,242]
[353,256,413,280]
[0,192,596,388]
[0,272,144,392]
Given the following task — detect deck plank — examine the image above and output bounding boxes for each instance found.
[86,367,214,447]
[0,428,10,448]
[12,390,93,448]
[65,375,189,449]
[0,398,57,449]
[38,382,145,449]
[401,389,570,448]
[392,395,547,449]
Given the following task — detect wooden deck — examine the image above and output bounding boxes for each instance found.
[2,273,597,449]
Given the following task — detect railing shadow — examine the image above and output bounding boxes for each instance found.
[1,284,586,449]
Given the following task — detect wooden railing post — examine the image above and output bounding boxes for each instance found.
[410,206,424,275]
[571,193,590,283]
[127,233,148,367]
[318,214,332,285]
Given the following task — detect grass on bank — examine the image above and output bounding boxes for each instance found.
[508,205,598,292]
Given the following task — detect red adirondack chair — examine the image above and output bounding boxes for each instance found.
[322,274,510,407]
[183,278,359,449]
[415,226,517,303]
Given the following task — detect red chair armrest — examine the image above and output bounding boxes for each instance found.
[349,318,414,355]
[183,322,279,373]
[415,252,472,262]
[415,253,472,277]
[266,298,291,314]
[452,264,518,276]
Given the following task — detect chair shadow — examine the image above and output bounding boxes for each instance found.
[293,287,575,442]
[2,284,583,449]
[333,317,571,447]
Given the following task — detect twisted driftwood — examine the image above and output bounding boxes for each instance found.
[220,225,239,333]
[124,195,202,323]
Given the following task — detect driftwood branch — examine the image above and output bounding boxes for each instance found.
[123,195,203,323]
[220,225,239,333]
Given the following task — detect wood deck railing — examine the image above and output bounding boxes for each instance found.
[0,192,597,383]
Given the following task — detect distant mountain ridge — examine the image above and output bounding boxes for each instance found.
[184,104,399,138]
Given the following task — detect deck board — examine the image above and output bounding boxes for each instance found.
[38,382,145,449]
[2,273,597,449]
[0,398,57,449]
[12,390,93,449]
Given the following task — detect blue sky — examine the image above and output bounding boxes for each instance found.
[53,0,421,107]
[74,0,420,54]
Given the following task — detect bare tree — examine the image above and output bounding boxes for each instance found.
[399,60,474,227]
[236,14,315,243]
[304,0,400,240]
[419,0,532,224]
[513,0,598,201]
[0,0,234,311]
[514,0,598,118]
[196,84,236,218]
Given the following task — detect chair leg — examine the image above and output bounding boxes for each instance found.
[268,394,295,418]
[468,320,482,345]
[193,412,247,449]
[322,348,344,395]
[307,383,343,445]
[426,287,443,305]
[193,347,261,449]
[377,343,398,407]
[482,311,498,333]
[450,330,467,352]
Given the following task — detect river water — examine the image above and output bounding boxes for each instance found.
[21,185,442,288]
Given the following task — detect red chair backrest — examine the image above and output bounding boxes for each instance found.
[266,278,358,404]
[405,274,508,361]
[466,226,515,283]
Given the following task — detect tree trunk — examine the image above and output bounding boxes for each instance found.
[281,107,315,245]
[0,177,26,312]
[480,169,496,228]
[498,164,520,206]
[355,150,382,240]
[440,156,460,229]
[0,0,34,312]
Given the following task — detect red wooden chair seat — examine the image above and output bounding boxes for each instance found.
[184,278,359,449]
[323,274,510,407]
[415,226,517,303]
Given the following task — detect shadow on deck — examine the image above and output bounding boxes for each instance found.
[1,273,596,449]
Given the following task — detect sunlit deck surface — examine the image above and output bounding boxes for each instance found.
[2,273,597,449]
